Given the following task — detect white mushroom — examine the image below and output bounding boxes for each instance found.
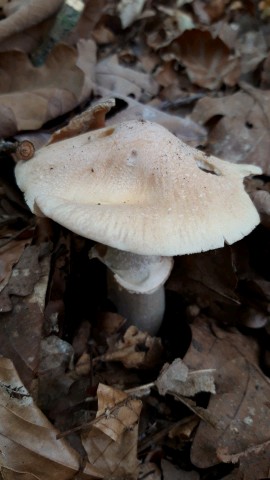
[15,120,262,334]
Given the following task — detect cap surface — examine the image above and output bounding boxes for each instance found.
[15,120,261,256]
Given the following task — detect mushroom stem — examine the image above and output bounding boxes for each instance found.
[107,271,166,335]
[90,245,173,335]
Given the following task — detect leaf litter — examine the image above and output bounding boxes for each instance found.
[1,1,270,479]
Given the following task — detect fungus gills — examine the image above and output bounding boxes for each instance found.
[90,245,173,335]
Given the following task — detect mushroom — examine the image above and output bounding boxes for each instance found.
[15,120,261,334]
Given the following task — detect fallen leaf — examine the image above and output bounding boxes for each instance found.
[251,190,270,227]
[67,0,106,43]
[49,97,115,144]
[146,6,194,50]
[261,51,270,88]
[183,316,270,471]
[95,54,158,100]
[259,0,270,18]
[191,85,270,173]
[75,38,97,103]
[95,326,164,369]
[0,41,95,137]
[161,459,199,480]
[0,239,31,295]
[221,443,270,480]
[117,0,146,28]
[0,248,50,390]
[0,17,53,54]
[0,244,41,311]
[38,335,74,411]
[193,0,230,22]
[156,358,216,397]
[0,0,63,43]
[167,245,240,325]
[162,29,240,89]
[72,320,91,358]
[81,383,142,479]
[0,357,102,479]
[236,30,267,75]
[138,462,161,480]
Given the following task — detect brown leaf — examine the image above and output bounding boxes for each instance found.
[167,245,239,324]
[156,358,216,398]
[49,98,115,144]
[1,245,40,301]
[191,85,270,173]
[0,42,95,137]
[146,6,194,50]
[68,0,107,43]
[161,459,199,480]
[192,0,229,22]
[236,31,267,75]
[261,51,270,88]
[81,383,142,479]
[220,444,270,480]
[259,0,270,18]
[96,326,164,369]
[183,317,270,469]
[75,39,97,103]
[38,336,74,411]
[0,357,102,479]
[251,190,270,228]
[138,462,161,480]
[117,0,146,29]
[0,0,63,43]
[162,29,240,89]
[0,249,50,390]
[0,239,30,295]
[95,55,158,100]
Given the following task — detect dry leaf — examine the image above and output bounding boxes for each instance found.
[156,358,216,397]
[147,6,194,50]
[0,0,63,43]
[0,357,102,479]
[49,98,115,144]
[0,248,49,390]
[117,0,146,28]
[95,55,158,100]
[0,244,41,299]
[38,335,74,411]
[193,0,230,22]
[0,239,31,295]
[162,29,240,89]
[81,383,142,479]
[183,317,270,470]
[250,190,270,227]
[68,0,107,43]
[138,462,161,480]
[75,39,97,103]
[161,459,199,480]
[167,245,239,324]
[0,41,95,137]
[236,31,267,75]
[191,84,270,173]
[0,244,42,312]
[96,326,163,369]
[259,0,270,18]
[220,443,270,480]
[261,51,270,88]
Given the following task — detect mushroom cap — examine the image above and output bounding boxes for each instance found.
[15,120,261,256]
